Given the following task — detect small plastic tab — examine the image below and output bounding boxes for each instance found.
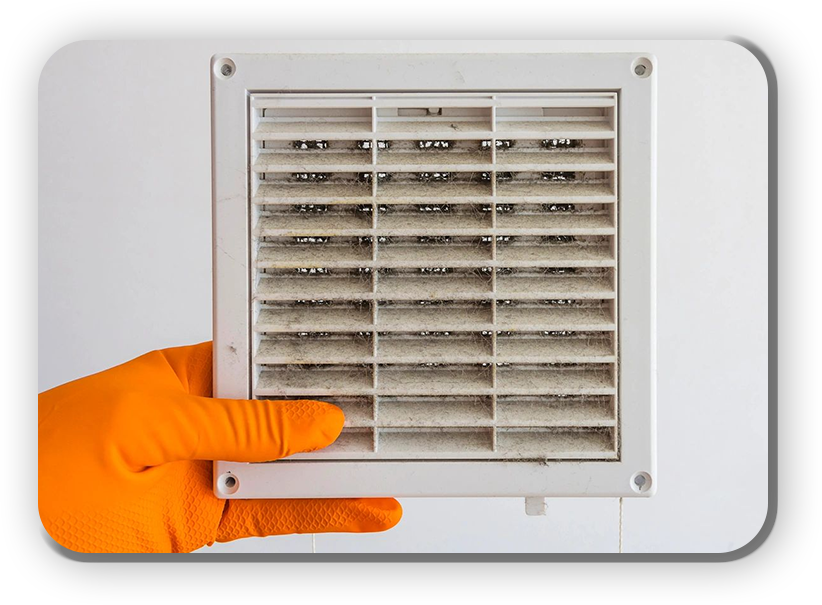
[525,497,547,516]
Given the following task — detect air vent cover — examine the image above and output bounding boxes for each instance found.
[212,53,655,499]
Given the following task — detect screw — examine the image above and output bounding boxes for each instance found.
[220,63,234,77]
[634,64,647,76]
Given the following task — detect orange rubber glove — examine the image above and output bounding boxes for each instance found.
[38,342,401,553]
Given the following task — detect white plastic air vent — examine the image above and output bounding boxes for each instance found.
[212,54,656,500]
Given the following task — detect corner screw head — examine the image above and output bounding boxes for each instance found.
[220,63,234,77]
[634,64,647,76]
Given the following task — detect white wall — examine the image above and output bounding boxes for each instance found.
[38,40,768,553]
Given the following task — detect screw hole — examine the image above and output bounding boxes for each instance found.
[214,58,236,80]
[630,57,653,79]
[218,472,240,495]
[630,471,652,493]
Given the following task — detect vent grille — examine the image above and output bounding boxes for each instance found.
[249,94,618,461]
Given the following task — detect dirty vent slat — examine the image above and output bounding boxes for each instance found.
[250,93,618,460]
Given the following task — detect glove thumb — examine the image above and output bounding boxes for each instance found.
[215,498,403,542]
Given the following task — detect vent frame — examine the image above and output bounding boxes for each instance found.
[212,53,656,499]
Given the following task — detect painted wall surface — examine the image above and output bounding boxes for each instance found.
[38,40,768,554]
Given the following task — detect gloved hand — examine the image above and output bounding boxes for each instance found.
[38,342,401,553]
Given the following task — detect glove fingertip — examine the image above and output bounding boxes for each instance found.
[334,498,404,533]
[289,399,346,453]
[369,498,403,532]
[317,400,346,436]
[268,399,345,457]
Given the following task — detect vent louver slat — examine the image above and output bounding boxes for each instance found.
[249,93,618,461]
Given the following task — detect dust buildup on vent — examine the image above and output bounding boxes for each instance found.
[293,140,329,150]
[542,138,579,149]
[250,93,618,460]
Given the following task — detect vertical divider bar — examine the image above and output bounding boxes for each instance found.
[489,99,498,451]
[370,97,379,453]
[250,102,263,398]
[610,94,620,454]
